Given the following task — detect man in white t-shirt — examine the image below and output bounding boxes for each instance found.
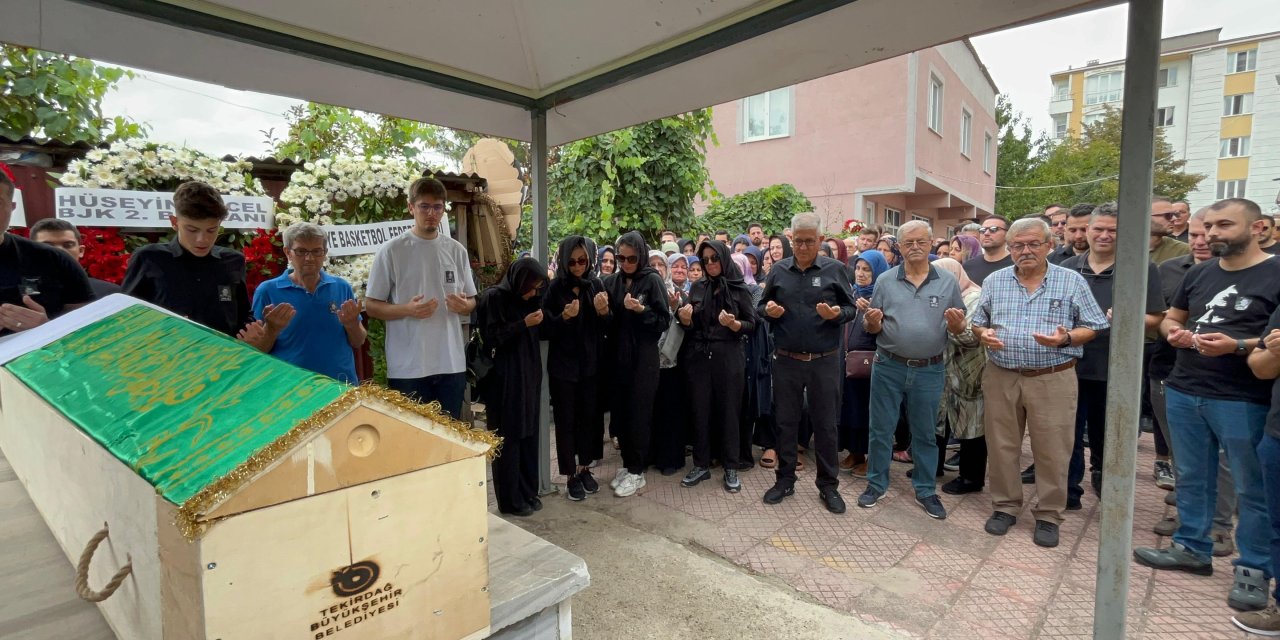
[366,177,477,418]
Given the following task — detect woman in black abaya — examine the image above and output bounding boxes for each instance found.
[478,257,548,517]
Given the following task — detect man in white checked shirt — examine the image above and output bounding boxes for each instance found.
[970,217,1109,548]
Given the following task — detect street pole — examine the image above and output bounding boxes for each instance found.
[531,109,554,495]
[1095,0,1161,637]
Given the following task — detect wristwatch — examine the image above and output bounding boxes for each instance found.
[1059,332,1073,348]
[1235,339,1249,356]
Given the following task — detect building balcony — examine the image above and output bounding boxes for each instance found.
[1049,97,1074,115]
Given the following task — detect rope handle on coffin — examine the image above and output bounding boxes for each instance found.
[74,522,133,602]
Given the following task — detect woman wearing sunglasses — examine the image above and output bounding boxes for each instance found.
[542,236,609,502]
[676,241,758,493]
[603,231,673,498]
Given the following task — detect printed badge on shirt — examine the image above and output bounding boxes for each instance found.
[218,285,233,302]
[1049,299,1063,310]
[812,276,821,287]
[445,270,456,285]
[929,295,939,308]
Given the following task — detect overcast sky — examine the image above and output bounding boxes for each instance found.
[93,0,1280,157]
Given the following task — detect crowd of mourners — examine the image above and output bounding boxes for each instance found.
[3,170,1280,635]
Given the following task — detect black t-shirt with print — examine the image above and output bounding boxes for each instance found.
[0,233,94,335]
[1264,306,1280,439]
[1166,256,1280,404]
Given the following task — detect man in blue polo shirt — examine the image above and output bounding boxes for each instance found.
[252,222,366,383]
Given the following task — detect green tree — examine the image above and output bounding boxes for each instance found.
[994,95,1044,217]
[0,44,146,144]
[700,184,812,236]
[547,109,716,243]
[994,99,1205,218]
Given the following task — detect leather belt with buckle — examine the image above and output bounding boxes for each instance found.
[877,349,944,367]
[1000,359,1076,377]
[775,348,839,362]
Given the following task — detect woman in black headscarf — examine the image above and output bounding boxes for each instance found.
[676,240,757,493]
[543,236,607,501]
[597,245,617,277]
[477,257,548,516]
[767,234,792,264]
[604,231,672,498]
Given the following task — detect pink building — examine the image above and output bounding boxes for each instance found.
[701,40,999,236]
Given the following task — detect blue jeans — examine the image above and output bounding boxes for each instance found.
[388,372,467,419]
[866,354,945,498]
[1165,387,1271,572]
[1258,434,1280,600]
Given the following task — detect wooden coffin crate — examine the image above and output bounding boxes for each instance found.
[0,303,499,640]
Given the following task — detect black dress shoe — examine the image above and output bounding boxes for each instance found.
[820,489,847,514]
[502,505,534,517]
[1033,520,1060,548]
[1090,469,1103,497]
[942,477,984,495]
[985,511,1017,536]
[530,497,543,512]
[1066,496,1082,511]
[763,483,795,505]
[1021,464,1036,485]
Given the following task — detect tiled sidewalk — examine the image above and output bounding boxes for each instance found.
[550,434,1255,639]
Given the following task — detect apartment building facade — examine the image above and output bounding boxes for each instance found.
[1049,28,1280,210]
[700,40,998,236]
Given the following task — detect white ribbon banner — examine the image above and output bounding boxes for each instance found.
[323,220,415,257]
[10,189,25,227]
[53,187,275,229]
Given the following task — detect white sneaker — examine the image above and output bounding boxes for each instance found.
[610,468,629,489]
[614,472,646,497]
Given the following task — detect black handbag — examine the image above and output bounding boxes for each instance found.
[466,327,495,385]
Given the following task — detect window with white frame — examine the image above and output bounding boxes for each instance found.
[1220,136,1251,158]
[1217,179,1247,199]
[1156,107,1175,127]
[928,74,944,133]
[1051,77,1070,100]
[1051,114,1069,138]
[1228,49,1258,73]
[1157,67,1177,88]
[960,108,973,157]
[983,133,993,174]
[1224,93,1254,116]
[740,87,792,142]
[1082,113,1105,127]
[864,201,875,222]
[1084,71,1123,105]
[911,214,932,223]
[883,207,902,234]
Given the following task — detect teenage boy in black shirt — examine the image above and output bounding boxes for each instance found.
[0,172,94,335]
[123,181,265,345]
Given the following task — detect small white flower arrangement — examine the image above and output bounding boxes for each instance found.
[58,138,265,194]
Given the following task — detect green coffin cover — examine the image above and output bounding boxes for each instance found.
[4,305,347,506]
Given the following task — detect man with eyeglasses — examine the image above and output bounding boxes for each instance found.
[859,220,967,519]
[366,177,477,418]
[971,217,1108,548]
[250,222,366,383]
[1060,203,1165,509]
[1150,195,1191,265]
[1257,214,1280,256]
[759,212,859,513]
[962,215,1013,286]
[1044,204,1068,243]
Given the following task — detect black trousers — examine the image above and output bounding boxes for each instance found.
[1069,378,1108,499]
[687,342,745,469]
[650,367,688,471]
[550,376,601,476]
[615,346,661,474]
[839,377,871,455]
[958,436,988,485]
[773,354,841,490]
[492,433,538,513]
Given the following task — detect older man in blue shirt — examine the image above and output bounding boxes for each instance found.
[252,222,367,383]
[971,217,1108,548]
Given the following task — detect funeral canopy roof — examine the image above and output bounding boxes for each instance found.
[3,0,1115,145]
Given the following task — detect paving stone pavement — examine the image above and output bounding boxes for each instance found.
[513,427,1262,639]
